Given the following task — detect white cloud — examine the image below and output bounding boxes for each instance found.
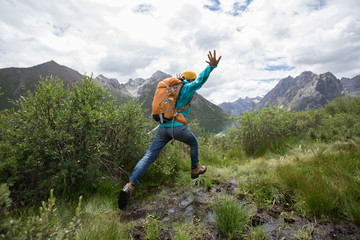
[0,0,359,104]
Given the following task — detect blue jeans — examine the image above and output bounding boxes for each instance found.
[129,125,199,186]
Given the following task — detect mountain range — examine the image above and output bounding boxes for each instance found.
[218,97,262,116]
[340,75,360,95]
[0,61,230,132]
[1,61,359,131]
[219,71,359,115]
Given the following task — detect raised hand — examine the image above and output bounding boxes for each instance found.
[206,50,222,66]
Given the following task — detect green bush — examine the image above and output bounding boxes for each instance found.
[0,184,82,239]
[223,96,360,157]
[0,75,149,204]
[0,184,12,238]
[228,105,297,156]
[144,141,183,185]
[296,95,360,141]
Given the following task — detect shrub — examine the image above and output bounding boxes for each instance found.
[0,184,13,238]
[300,95,360,141]
[0,184,82,239]
[230,105,297,156]
[0,75,149,204]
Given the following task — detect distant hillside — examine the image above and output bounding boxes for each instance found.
[0,61,230,133]
[341,75,360,95]
[219,97,262,116]
[0,61,83,110]
[256,71,345,112]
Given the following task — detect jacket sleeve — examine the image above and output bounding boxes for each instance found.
[185,65,217,93]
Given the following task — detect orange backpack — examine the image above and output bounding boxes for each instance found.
[152,77,191,125]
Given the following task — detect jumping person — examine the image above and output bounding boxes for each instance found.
[118,50,222,210]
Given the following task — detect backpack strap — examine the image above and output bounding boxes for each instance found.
[177,97,193,113]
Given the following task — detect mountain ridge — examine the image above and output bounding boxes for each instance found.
[0,61,230,132]
[218,71,359,115]
[219,97,262,116]
[340,75,360,95]
[255,71,345,111]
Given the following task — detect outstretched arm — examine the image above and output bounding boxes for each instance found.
[206,50,222,66]
[184,50,221,92]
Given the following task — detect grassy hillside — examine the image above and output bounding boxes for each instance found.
[1,77,359,239]
[2,136,359,239]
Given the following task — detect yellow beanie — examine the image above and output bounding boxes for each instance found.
[182,71,197,80]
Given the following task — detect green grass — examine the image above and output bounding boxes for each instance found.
[145,214,161,240]
[274,144,360,220]
[2,137,360,239]
[76,194,127,240]
[213,196,251,239]
[174,230,191,240]
[247,225,268,240]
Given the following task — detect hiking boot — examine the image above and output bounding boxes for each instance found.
[118,183,135,210]
[191,165,207,179]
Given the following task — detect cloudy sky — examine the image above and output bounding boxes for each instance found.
[1,0,359,104]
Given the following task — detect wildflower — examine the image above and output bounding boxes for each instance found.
[94,146,97,149]
[224,157,227,160]
[281,212,284,216]
[98,149,100,152]
[38,161,40,164]
[286,203,289,206]
[291,211,294,214]
[77,160,80,163]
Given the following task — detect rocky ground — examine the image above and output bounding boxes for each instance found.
[120,181,360,240]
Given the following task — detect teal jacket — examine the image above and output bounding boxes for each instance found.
[160,64,217,128]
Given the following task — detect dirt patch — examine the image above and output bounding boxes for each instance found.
[120,181,360,239]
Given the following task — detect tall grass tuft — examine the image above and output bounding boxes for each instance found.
[275,145,360,221]
[247,225,268,240]
[174,229,191,240]
[78,220,125,240]
[213,197,251,239]
[77,194,127,239]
